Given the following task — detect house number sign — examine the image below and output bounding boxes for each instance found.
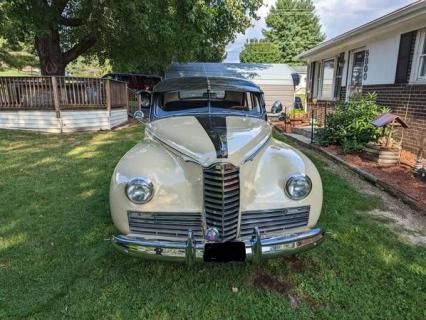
[363,50,369,81]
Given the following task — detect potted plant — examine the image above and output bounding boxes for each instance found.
[288,109,307,126]
[363,114,407,166]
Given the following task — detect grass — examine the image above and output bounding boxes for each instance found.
[0,125,425,319]
[0,68,38,76]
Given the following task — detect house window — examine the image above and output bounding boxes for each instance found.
[312,62,321,98]
[319,58,335,100]
[417,32,426,79]
[411,30,426,83]
[420,47,426,77]
[310,58,339,100]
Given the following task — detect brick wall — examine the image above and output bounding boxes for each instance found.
[363,84,426,153]
[306,84,426,153]
[306,100,336,127]
[306,87,346,126]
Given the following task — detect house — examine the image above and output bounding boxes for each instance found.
[298,0,426,153]
[166,63,299,112]
[291,65,308,93]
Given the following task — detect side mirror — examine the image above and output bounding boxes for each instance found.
[140,91,151,109]
[271,100,283,114]
[134,110,144,122]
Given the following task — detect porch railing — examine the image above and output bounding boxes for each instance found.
[0,76,130,112]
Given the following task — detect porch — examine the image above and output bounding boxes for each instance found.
[0,76,140,133]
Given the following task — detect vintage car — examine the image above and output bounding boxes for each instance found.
[110,76,324,264]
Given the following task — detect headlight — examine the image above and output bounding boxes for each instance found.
[125,178,154,204]
[285,174,312,200]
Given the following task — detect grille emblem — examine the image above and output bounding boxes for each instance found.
[205,227,220,242]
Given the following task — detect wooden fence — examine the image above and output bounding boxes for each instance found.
[0,76,130,112]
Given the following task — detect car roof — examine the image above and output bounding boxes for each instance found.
[153,76,262,93]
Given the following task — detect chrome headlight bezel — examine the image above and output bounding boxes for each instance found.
[285,174,312,200]
[125,178,154,204]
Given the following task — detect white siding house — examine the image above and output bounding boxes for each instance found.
[298,0,426,153]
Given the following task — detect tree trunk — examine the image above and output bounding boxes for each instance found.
[35,29,97,76]
[35,32,67,76]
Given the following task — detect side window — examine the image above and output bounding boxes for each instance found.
[244,92,261,112]
[245,92,253,109]
[251,93,260,113]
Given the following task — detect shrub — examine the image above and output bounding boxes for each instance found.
[288,109,306,118]
[316,93,390,153]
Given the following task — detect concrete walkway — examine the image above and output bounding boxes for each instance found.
[285,133,312,145]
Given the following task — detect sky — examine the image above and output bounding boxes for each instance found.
[224,0,416,62]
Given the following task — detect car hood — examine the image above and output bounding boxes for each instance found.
[146,115,272,167]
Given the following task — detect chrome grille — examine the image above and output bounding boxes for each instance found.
[128,211,203,241]
[203,163,240,241]
[240,206,310,239]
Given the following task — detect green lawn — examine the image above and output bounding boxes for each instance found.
[0,125,424,319]
[0,68,38,76]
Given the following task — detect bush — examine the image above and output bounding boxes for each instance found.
[316,93,390,153]
[288,109,306,118]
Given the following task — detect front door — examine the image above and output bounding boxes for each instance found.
[347,49,366,99]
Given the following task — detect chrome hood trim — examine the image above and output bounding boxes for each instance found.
[146,116,272,167]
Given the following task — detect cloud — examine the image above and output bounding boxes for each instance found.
[224,0,416,62]
[315,0,414,38]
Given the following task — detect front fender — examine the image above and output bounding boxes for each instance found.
[110,140,203,234]
[239,138,323,228]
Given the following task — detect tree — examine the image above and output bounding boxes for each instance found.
[0,0,262,75]
[240,39,282,63]
[263,0,325,64]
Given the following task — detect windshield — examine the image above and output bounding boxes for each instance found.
[153,89,264,118]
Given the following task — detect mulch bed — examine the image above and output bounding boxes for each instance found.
[322,145,426,206]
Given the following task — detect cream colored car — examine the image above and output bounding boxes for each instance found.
[111,76,324,263]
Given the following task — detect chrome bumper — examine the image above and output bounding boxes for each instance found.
[112,228,324,264]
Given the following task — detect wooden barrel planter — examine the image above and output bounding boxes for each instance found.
[363,142,401,166]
